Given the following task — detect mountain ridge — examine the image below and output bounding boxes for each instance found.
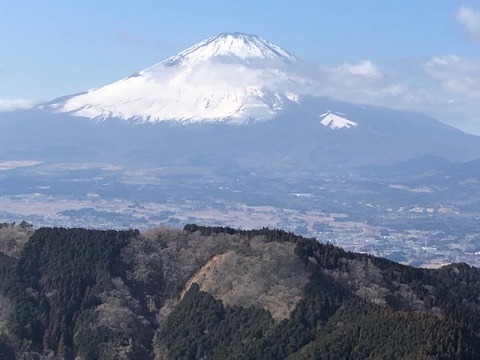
[0,224,478,359]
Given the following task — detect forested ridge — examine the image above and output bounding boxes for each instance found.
[0,225,477,359]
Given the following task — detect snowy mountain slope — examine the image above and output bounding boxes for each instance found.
[48,33,310,124]
[4,91,480,170]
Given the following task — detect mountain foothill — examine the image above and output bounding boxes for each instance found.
[0,225,477,359]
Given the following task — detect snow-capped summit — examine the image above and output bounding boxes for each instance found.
[47,33,310,124]
[163,32,296,67]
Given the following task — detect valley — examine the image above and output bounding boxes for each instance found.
[1,159,479,268]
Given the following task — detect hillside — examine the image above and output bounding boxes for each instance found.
[0,225,478,359]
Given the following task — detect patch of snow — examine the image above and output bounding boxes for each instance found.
[319,111,358,129]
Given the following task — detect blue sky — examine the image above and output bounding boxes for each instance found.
[1,1,480,133]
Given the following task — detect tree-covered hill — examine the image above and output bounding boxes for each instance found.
[0,225,478,359]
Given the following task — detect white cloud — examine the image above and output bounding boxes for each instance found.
[0,98,36,111]
[424,55,480,98]
[304,56,480,135]
[313,60,415,106]
[336,60,381,77]
[420,55,480,134]
[456,6,480,41]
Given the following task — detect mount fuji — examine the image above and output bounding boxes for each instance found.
[2,32,480,170]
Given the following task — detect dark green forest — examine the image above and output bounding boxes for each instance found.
[0,225,477,359]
